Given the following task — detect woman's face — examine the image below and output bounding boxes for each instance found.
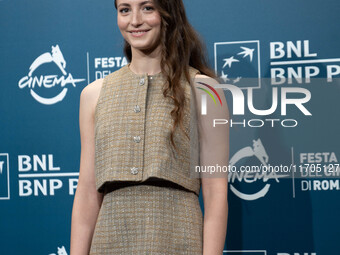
[117,0,162,52]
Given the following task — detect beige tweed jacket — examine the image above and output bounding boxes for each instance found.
[94,64,201,196]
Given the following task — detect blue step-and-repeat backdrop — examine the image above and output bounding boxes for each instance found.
[0,0,339,254]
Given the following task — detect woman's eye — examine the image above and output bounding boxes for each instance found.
[144,6,154,11]
[119,8,129,13]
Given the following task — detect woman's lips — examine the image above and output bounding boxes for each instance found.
[130,30,150,37]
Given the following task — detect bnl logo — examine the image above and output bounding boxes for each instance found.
[214,40,261,89]
[0,153,10,199]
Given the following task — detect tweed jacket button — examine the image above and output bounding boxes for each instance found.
[131,167,139,175]
[134,105,141,113]
[139,78,145,86]
[133,136,141,143]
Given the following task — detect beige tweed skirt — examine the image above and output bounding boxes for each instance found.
[89,180,203,254]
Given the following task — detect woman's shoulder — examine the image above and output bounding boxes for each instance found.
[193,73,220,86]
[81,78,103,101]
[194,73,211,79]
[79,78,104,114]
[80,65,127,97]
[188,66,219,84]
[191,73,226,108]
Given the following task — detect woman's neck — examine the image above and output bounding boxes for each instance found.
[129,46,162,75]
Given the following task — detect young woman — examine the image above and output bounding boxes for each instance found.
[70,0,229,254]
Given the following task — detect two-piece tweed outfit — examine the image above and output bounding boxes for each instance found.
[89,64,203,254]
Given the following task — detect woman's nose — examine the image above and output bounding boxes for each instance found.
[131,11,143,26]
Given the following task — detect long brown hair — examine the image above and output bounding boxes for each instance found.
[114,0,218,153]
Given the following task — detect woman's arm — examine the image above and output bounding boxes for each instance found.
[193,75,230,255]
[201,178,228,255]
[70,78,104,255]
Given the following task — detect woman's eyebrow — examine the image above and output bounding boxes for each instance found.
[118,1,153,8]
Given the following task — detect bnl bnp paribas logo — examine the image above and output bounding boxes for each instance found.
[0,153,10,200]
[18,45,85,105]
[212,39,340,128]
